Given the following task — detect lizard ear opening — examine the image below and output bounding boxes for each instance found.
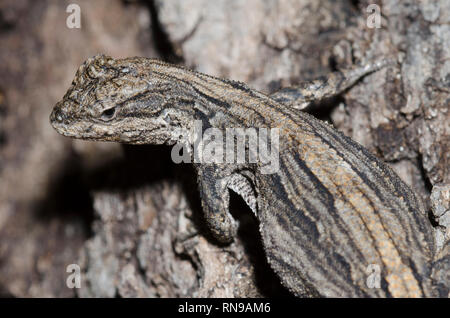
[100,107,116,121]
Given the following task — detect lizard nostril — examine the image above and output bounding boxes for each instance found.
[51,108,64,123]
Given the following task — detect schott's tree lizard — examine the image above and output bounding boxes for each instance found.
[50,55,444,297]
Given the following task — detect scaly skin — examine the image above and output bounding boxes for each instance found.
[50,55,440,297]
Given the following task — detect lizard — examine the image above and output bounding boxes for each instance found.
[50,54,444,297]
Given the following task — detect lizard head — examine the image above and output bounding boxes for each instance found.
[50,54,196,145]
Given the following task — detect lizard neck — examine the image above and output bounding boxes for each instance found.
[148,60,277,129]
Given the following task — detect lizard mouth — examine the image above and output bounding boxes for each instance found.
[50,104,175,144]
[49,108,99,140]
[50,113,169,144]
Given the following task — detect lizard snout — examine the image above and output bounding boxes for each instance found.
[50,107,63,123]
[49,105,69,131]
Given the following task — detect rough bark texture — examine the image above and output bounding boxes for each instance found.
[0,0,448,297]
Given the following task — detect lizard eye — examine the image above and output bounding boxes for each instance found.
[100,107,116,121]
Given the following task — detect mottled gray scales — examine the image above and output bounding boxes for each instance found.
[50,54,446,297]
[226,173,258,217]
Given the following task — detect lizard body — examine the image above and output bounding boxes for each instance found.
[50,55,439,297]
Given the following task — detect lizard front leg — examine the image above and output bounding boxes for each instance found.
[269,57,396,110]
[196,164,258,243]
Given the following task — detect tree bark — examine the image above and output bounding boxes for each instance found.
[0,0,448,297]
